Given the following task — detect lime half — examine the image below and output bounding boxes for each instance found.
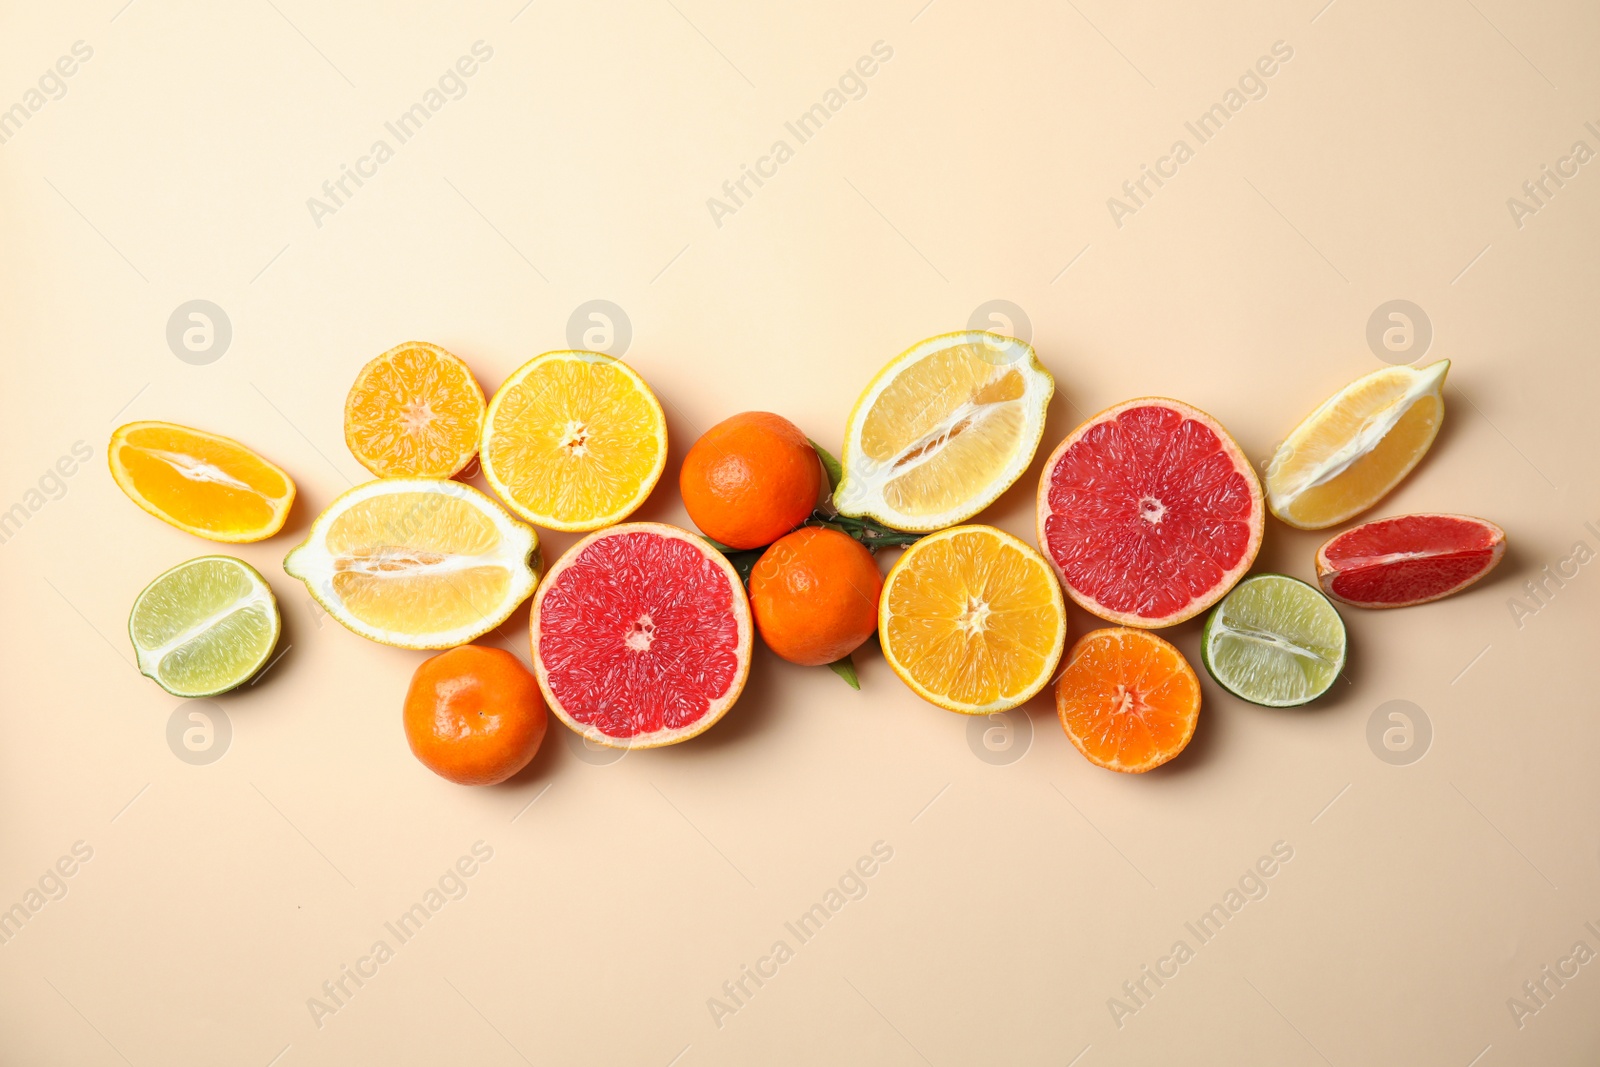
[1201,574,1345,707]
[129,556,281,697]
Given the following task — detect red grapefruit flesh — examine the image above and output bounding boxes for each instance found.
[530,522,752,748]
[1316,513,1505,608]
[1037,398,1264,627]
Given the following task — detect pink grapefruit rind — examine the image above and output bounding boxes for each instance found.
[1315,513,1506,609]
[529,522,753,750]
[1035,397,1265,628]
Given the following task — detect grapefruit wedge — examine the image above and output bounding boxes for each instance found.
[1316,513,1506,608]
[1037,398,1264,628]
[530,522,752,749]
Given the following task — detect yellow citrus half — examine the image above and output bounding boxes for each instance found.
[835,332,1054,531]
[480,351,667,531]
[1265,360,1449,530]
[283,478,539,649]
[879,524,1067,714]
[109,421,295,542]
[344,341,486,478]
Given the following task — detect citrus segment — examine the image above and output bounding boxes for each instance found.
[481,351,667,531]
[1201,575,1346,707]
[1265,361,1448,529]
[878,525,1066,714]
[128,555,280,697]
[1055,628,1199,773]
[531,522,751,748]
[1316,513,1505,608]
[836,332,1054,531]
[110,421,295,542]
[283,479,538,649]
[344,341,485,478]
[1037,398,1263,628]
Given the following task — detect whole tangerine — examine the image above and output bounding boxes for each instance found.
[680,412,821,550]
[750,526,883,666]
[403,645,547,785]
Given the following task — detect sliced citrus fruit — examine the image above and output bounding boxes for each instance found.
[1316,513,1505,608]
[128,555,281,697]
[1037,398,1263,628]
[480,351,667,532]
[835,332,1054,532]
[878,525,1066,715]
[283,479,538,649]
[1201,574,1346,707]
[110,421,295,542]
[344,341,486,478]
[530,522,751,748]
[1056,627,1200,773]
[1265,360,1449,530]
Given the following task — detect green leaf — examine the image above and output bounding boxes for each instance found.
[827,654,861,690]
[700,535,764,588]
[809,439,843,493]
[803,510,924,551]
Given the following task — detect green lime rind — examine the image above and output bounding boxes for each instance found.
[1201,573,1345,708]
[128,555,281,698]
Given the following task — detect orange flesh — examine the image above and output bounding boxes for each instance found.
[1055,627,1200,773]
[111,423,292,540]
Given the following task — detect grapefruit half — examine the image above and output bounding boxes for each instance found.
[530,522,752,749]
[1315,513,1506,608]
[1037,398,1264,628]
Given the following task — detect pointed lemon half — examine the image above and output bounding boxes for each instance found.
[835,332,1054,532]
[283,479,539,649]
[879,524,1067,715]
[481,351,668,532]
[1265,360,1449,530]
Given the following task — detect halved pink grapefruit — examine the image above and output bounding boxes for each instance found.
[1315,513,1506,608]
[1036,398,1264,628]
[530,522,752,748]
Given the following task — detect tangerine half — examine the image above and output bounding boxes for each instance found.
[1055,627,1200,773]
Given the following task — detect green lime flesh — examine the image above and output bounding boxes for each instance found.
[128,556,280,697]
[1201,574,1345,708]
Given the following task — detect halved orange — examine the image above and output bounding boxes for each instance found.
[109,421,295,542]
[1055,627,1200,773]
[344,341,486,478]
[480,351,667,532]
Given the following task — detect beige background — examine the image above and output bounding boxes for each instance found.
[2,0,1598,1063]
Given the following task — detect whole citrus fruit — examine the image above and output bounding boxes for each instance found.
[680,412,821,550]
[403,645,547,785]
[750,527,882,666]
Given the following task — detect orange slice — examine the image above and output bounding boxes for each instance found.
[344,341,486,478]
[480,351,667,531]
[109,421,295,542]
[1055,627,1200,773]
[878,525,1067,714]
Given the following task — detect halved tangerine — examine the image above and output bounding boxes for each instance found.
[1056,627,1200,773]
[530,522,752,748]
[1037,398,1263,628]
[344,341,486,478]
